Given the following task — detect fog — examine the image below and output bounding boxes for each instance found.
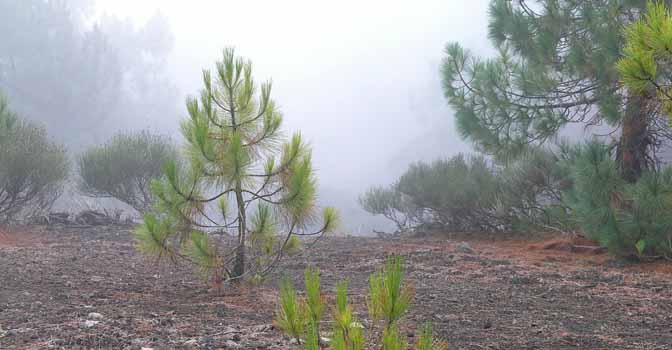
[2,0,496,233]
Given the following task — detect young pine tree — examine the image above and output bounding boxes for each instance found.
[136,48,338,284]
[275,257,446,350]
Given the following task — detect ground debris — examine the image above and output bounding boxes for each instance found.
[1,227,671,349]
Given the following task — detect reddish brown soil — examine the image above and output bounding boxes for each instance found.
[1,226,672,349]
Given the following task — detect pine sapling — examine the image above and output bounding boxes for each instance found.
[275,277,307,344]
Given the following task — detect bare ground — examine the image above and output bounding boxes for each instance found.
[1,225,672,349]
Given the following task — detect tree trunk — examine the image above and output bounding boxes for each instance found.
[618,92,650,183]
[232,182,246,278]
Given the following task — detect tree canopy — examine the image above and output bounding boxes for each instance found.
[442,0,672,181]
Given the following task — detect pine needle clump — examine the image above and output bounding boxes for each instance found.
[274,256,448,350]
[134,48,338,286]
[565,141,672,259]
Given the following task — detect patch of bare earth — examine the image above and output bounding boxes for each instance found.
[1,227,671,349]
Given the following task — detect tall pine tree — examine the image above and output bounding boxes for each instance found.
[442,0,672,182]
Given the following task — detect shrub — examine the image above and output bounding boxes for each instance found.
[564,141,672,259]
[0,98,68,220]
[363,149,575,234]
[78,130,176,213]
[395,154,504,232]
[358,185,418,232]
[275,256,448,350]
[496,148,573,232]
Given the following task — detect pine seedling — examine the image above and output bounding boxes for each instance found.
[304,266,326,343]
[417,322,448,350]
[305,319,320,350]
[275,277,307,344]
[332,280,364,350]
[369,256,413,329]
[382,325,407,350]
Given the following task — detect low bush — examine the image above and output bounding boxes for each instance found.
[361,150,572,234]
[0,97,68,220]
[275,256,448,350]
[358,185,418,232]
[78,131,176,213]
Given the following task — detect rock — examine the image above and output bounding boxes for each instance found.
[87,312,104,320]
[81,320,99,328]
[183,339,199,349]
[141,347,155,350]
[241,339,269,348]
[0,326,6,338]
[224,340,241,349]
[251,324,273,333]
[455,242,475,254]
[483,320,493,329]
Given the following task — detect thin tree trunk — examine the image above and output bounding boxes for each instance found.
[232,180,246,278]
[618,91,650,183]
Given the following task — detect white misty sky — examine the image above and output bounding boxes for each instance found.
[94,0,493,224]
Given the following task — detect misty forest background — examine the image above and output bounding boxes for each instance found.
[0,0,496,234]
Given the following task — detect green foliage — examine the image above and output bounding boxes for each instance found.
[332,280,365,350]
[304,266,325,325]
[0,98,68,221]
[382,326,407,350]
[364,151,570,234]
[276,257,446,350]
[417,322,448,350]
[359,185,418,232]
[78,130,176,212]
[368,256,413,328]
[564,141,672,258]
[396,154,501,232]
[618,1,672,117]
[275,277,307,344]
[441,0,667,181]
[497,147,573,232]
[135,48,338,284]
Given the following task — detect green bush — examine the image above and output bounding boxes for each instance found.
[497,148,573,232]
[0,98,68,220]
[358,185,419,232]
[565,141,672,259]
[78,131,176,212]
[275,256,448,350]
[362,150,572,234]
[396,154,502,232]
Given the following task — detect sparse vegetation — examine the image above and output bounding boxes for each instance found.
[0,95,68,221]
[275,256,447,350]
[78,131,176,213]
[362,151,568,234]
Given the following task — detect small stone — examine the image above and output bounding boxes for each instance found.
[183,339,198,349]
[224,340,241,349]
[455,242,475,254]
[87,312,104,320]
[82,320,99,328]
[251,324,273,333]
